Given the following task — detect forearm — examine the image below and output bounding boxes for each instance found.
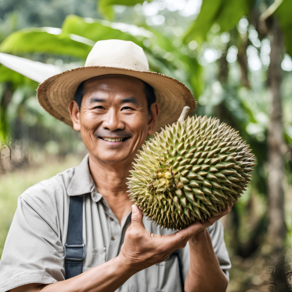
[185,229,228,292]
[42,255,135,292]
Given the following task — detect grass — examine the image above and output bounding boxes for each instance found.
[0,154,82,256]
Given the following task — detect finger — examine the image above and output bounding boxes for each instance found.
[213,203,233,218]
[130,205,145,230]
[162,221,205,250]
[202,203,234,226]
[222,202,233,215]
[177,221,205,241]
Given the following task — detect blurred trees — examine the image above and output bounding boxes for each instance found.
[0,0,292,290]
[0,0,98,167]
[182,0,291,290]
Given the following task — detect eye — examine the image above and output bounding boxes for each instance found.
[121,106,134,111]
[93,106,105,110]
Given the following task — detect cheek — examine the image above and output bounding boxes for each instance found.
[81,111,93,125]
[130,111,149,129]
[80,110,100,129]
[130,117,149,147]
[79,113,100,143]
[129,115,147,132]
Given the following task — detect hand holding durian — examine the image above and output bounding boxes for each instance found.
[127,106,255,230]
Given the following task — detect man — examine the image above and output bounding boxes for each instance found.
[0,40,232,292]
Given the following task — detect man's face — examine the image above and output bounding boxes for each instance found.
[69,75,159,165]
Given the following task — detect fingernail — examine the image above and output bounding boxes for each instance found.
[132,205,138,213]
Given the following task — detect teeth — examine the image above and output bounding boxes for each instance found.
[103,138,124,142]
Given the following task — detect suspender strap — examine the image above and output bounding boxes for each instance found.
[64,196,184,287]
[172,250,185,292]
[65,196,85,279]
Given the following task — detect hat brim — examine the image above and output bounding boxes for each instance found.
[37,66,197,132]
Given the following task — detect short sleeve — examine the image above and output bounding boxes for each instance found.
[0,192,65,291]
[208,220,231,280]
[181,220,231,282]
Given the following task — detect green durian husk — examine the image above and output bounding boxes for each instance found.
[127,115,256,230]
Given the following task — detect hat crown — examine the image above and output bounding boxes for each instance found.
[85,40,149,71]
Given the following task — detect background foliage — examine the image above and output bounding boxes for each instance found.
[0,0,292,291]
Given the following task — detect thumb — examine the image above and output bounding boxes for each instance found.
[131,205,144,228]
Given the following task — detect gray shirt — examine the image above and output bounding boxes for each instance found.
[0,154,231,292]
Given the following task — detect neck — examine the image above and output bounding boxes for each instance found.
[88,153,133,223]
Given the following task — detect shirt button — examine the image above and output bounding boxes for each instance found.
[111,236,115,241]
[110,217,114,221]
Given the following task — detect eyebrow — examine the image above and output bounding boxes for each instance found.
[121,97,138,105]
[89,97,105,104]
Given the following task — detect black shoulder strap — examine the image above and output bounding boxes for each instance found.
[65,196,85,279]
[172,250,185,292]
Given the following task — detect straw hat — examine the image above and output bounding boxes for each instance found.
[37,39,196,132]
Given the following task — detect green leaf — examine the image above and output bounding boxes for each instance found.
[98,1,114,20]
[62,15,152,45]
[189,58,203,98]
[98,0,151,20]
[276,0,292,57]
[141,25,203,97]
[102,0,148,4]
[183,0,255,44]
[0,67,38,143]
[0,27,94,58]
[183,0,224,44]
[0,107,9,143]
[0,65,38,87]
[215,0,254,32]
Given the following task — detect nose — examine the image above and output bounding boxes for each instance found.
[102,108,125,131]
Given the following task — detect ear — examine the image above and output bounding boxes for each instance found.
[68,100,81,131]
[147,103,159,136]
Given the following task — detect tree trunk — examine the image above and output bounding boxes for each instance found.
[237,35,250,88]
[267,17,289,291]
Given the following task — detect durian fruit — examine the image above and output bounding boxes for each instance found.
[127,107,256,230]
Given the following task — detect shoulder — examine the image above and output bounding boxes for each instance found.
[19,166,76,208]
[8,166,79,238]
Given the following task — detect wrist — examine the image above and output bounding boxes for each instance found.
[116,253,139,276]
[189,228,208,246]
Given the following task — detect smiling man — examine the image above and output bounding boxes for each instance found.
[0,40,232,292]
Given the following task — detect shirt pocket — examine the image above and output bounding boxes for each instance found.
[145,256,176,292]
[83,247,106,271]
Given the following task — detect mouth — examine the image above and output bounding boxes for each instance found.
[98,137,130,142]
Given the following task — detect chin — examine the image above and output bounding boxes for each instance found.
[95,153,134,165]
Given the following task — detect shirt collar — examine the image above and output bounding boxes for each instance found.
[67,154,102,203]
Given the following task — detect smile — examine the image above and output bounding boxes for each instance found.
[99,137,130,142]
[104,138,124,142]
